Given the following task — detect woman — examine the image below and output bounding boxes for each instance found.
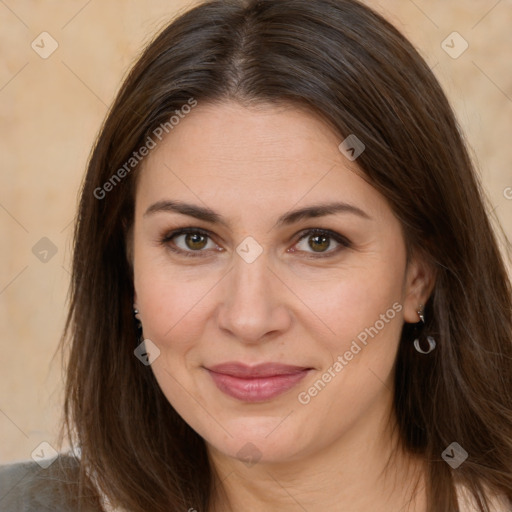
[1,0,511,510]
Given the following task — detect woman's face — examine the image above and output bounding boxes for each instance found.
[132,101,431,466]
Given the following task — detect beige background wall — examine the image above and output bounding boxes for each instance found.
[1,0,511,465]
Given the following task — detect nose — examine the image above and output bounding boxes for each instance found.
[216,251,293,345]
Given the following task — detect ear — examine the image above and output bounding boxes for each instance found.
[402,251,436,323]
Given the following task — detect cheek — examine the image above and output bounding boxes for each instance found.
[134,264,214,350]
[299,256,406,412]
[294,266,404,437]
[132,237,232,374]
[302,258,405,344]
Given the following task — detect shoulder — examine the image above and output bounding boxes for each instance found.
[0,454,103,512]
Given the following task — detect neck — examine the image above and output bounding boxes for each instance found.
[208,401,427,512]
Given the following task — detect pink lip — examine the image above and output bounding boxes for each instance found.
[205,362,312,402]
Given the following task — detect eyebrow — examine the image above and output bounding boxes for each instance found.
[143,199,372,227]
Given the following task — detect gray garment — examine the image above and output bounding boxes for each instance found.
[0,454,103,511]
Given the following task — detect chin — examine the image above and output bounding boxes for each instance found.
[201,417,314,466]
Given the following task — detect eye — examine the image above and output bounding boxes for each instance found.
[161,228,219,258]
[291,228,351,258]
[159,227,351,259]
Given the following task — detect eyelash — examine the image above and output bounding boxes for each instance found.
[159,227,352,259]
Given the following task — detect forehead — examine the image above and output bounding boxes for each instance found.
[149,101,342,166]
[135,101,389,223]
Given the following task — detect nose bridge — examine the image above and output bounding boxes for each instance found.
[216,248,291,343]
[231,251,272,305]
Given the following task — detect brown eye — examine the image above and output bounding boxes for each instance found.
[161,227,350,260]
[161,228,217,257]
[293,229,351,258]
[307,233,331,252]
[182,232,208,251]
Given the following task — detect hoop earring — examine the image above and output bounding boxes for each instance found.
[413,304,436,354]
[414,336,436,354]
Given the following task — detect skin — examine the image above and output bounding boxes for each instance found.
[131,101,435,512]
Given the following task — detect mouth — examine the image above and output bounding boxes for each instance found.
[204,362,313,402]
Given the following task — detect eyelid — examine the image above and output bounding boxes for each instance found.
[159,226,351,259]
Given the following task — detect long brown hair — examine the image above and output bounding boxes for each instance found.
[59,0,512,510]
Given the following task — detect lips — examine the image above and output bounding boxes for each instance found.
[205,362,312,402]
[207,362,311,378]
